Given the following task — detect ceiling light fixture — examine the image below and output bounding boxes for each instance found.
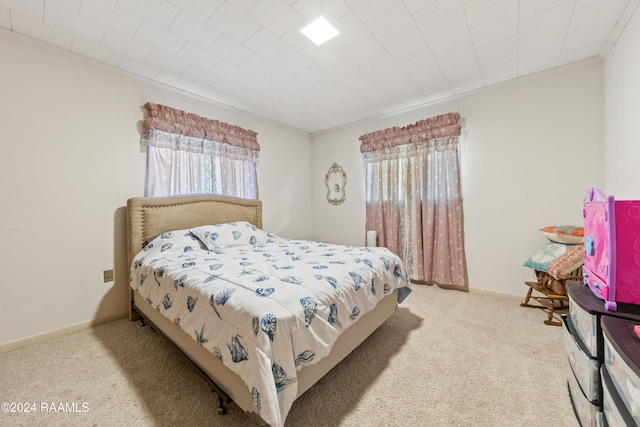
[300,16,339,46]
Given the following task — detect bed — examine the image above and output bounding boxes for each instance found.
[126,194,411,426]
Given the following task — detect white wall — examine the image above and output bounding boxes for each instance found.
[604,6,640,198]
[311,60,604,297]
[0,31,312,346]
[458,62,603,296]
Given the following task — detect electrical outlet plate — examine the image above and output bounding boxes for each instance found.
[103,269,114,282]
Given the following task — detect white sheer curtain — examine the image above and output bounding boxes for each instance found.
[141,103,259,199]
[360,113,466,289]
[143,130,258,198]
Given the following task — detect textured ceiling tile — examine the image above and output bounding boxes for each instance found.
[331,11,370,49]
[243,28,290,59]
[80,0,141,38]
[209,77,249,99]
[0,0,43,20]
[247,0,303,37]
[339,71,379,92]
[564,20,615,51]
[224,0,260,14]
[570,1,628,32]
[326,57,365,82]
[518,54,560,77]
[358,84,399,109]
[519,28,565,59]
[44,2,105,43]
[478,53,517,82]
[344,0,401,22]
[161,0,224,20]
[117,54,161,79]
[412,65,453,99]
[463,0,517,28]
[0,0,633,133]
[425,19,472,54]
[101,28,151,58]
[273,47,314,73]
[70,35,121,65]
[117,0,180,29]
[146,48,190,75]
[576,0,628,13]
[47,0,82,14]
[364,2,415,43]
[519,2,574,42]
[280,27,319,56]
[176,42,220,70]
[211,60,251,82]
[519,0,574,20]
[468,11,517,48]
[209,35,254,65]
[291,0,351,20]
[154,69,193,90]
[321,76,357,97]
[343,35,387,64]
[558,43,603,65]
[395,48,438,72]
[240,53,281,76]
[266,71,314,96]
[433,41,477,69]
[361,54,401,79]
[207,2,260,43]
[168,12,221,50]
[413,0,465,36]
[403,0,438,13]
[306,42,349,69]
[380,72,424,106]
[475,35,517,64]
[295,64,332,85]
[134,20,185,55]
[180,63,220,86]
[383,28,429,60]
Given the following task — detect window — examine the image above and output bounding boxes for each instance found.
[141,103,259,199]
[360,113,466,289]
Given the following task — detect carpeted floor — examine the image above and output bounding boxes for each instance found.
[0,284,580,426]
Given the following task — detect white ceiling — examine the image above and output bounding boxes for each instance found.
[1,0,637,133]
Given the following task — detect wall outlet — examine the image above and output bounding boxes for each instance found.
[103,269,114,282]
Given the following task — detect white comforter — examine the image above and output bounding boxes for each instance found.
[130,222,410,427]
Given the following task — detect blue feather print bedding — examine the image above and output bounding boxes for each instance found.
[130,222,410,427]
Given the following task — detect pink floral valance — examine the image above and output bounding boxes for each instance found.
[359,112,460,153]
[142,102,259,151]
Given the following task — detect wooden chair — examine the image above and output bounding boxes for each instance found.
[520,267,582,326]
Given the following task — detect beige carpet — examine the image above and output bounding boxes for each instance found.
[0,285,580,427]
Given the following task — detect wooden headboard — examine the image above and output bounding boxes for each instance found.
[126,194,262,319]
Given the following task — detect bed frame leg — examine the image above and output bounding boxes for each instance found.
[216,392,227,415]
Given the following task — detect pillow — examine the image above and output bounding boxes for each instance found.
[523,243,573,271]
[539,225,584,244]
[143,229,202,251]
[189,222,268,250]
[547,244,584,279]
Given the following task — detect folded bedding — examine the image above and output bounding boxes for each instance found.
[130,222,410,427]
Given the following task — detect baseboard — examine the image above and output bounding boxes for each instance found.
[0,313,126,354]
